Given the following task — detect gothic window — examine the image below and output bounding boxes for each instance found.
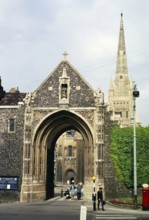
[8,118,16,133]
[61,84,67,99]
[68,145,73,157]
[126,111,128,118]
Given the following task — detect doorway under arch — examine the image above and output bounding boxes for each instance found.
[65,169,76,184]
[55,129,84,186]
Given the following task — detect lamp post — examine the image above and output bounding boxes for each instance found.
[92,176,96,211]
[132,83,139,209]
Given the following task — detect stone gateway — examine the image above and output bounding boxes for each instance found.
[0,14,134,202]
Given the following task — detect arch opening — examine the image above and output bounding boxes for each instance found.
[32,110,94,200]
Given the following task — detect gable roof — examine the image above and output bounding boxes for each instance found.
[33,59,96,94]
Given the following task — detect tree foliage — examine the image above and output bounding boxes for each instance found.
[109,125,149,188]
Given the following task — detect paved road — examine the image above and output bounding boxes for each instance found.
[0,196,149,220]
[0,197,81,220]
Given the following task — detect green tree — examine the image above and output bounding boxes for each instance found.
[109,126,149,188]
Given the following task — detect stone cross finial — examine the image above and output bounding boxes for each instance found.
[63,51,68,61]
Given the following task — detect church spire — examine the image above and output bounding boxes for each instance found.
[116,13,128,79]
[108,14,134,127]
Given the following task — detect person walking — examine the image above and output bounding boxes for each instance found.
[70,181,75,199]
[76,183,82,200]
[97,187,105,211]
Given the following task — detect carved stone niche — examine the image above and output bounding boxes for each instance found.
[59,67,70,105]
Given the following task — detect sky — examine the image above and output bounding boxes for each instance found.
[0,0,148,126]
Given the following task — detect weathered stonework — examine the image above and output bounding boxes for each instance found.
[33,62,95,108]
[18,59,107,202]
[0,15,136,203]
[0,58,131,203]
[0,104,25,200]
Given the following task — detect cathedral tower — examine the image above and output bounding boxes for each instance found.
[108,13,133,127]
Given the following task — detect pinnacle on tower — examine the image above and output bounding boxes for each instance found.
[116,13,128,79]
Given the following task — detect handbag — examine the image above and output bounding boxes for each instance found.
[103,200,106,205]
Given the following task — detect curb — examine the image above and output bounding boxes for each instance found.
[107,201,142,209]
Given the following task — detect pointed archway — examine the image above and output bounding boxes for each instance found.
[21,109,94,202]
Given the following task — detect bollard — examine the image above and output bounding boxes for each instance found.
[92,194,96,211]
[80,205,87,220]
[61,189,63,197]
[92,176,96,211]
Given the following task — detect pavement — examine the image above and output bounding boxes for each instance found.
[45,196,149,219]
[82,200,149,218]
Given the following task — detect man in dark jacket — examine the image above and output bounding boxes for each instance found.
[97,187,104,210]
[76,183,82,200]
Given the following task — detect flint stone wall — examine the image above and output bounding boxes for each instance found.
[0,106,25,200]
